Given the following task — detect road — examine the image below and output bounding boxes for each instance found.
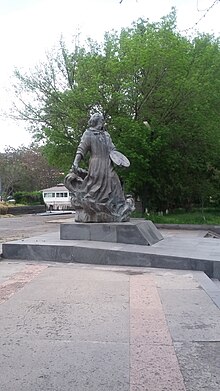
[0,213,73,249]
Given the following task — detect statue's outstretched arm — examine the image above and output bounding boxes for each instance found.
[72,153,82,169]
[71,131,90,171]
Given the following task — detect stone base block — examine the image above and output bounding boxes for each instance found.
[60,220,163,246]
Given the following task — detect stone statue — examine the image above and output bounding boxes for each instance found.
[64,113,135,222]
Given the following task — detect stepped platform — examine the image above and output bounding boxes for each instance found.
[2,221,220,278]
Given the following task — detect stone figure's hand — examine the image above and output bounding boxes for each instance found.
[70,164,78,174]
[72,153,82,170]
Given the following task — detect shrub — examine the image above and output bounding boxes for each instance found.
[13,191,44,205]
[0,202,8,215]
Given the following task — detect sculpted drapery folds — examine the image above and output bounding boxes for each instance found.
[64,113,135,222]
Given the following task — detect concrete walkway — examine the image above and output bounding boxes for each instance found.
[0,261,219,391]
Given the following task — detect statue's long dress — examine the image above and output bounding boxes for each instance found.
[75,128,125,218]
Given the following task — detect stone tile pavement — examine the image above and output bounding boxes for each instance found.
[0,261,219,391]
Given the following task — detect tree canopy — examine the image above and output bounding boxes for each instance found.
[0,146,63,198]
[11,10,220,211]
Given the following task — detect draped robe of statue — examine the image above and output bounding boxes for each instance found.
[64,126,134,222]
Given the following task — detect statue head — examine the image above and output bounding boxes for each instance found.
[88,113,105,130]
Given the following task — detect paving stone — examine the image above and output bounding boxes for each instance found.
[130,344,186,391]
[154,271,201,290]
[0,339,129,391]
[0,262,27,283]
[174,342,220,391]
[0,272,129,343]
[158,288,220,341]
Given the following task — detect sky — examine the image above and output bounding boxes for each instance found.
[0,0,220,152]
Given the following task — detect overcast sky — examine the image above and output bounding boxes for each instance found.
[0,0,220,151]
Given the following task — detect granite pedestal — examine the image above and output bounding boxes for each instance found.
[60,220,163,246]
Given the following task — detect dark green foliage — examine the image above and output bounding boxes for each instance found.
[13,191,44,205]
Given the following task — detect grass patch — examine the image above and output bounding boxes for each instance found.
[132,208,220,225]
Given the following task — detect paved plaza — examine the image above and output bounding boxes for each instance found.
[0,214,220,390]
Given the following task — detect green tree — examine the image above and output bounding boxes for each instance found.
[10,11,220,211]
